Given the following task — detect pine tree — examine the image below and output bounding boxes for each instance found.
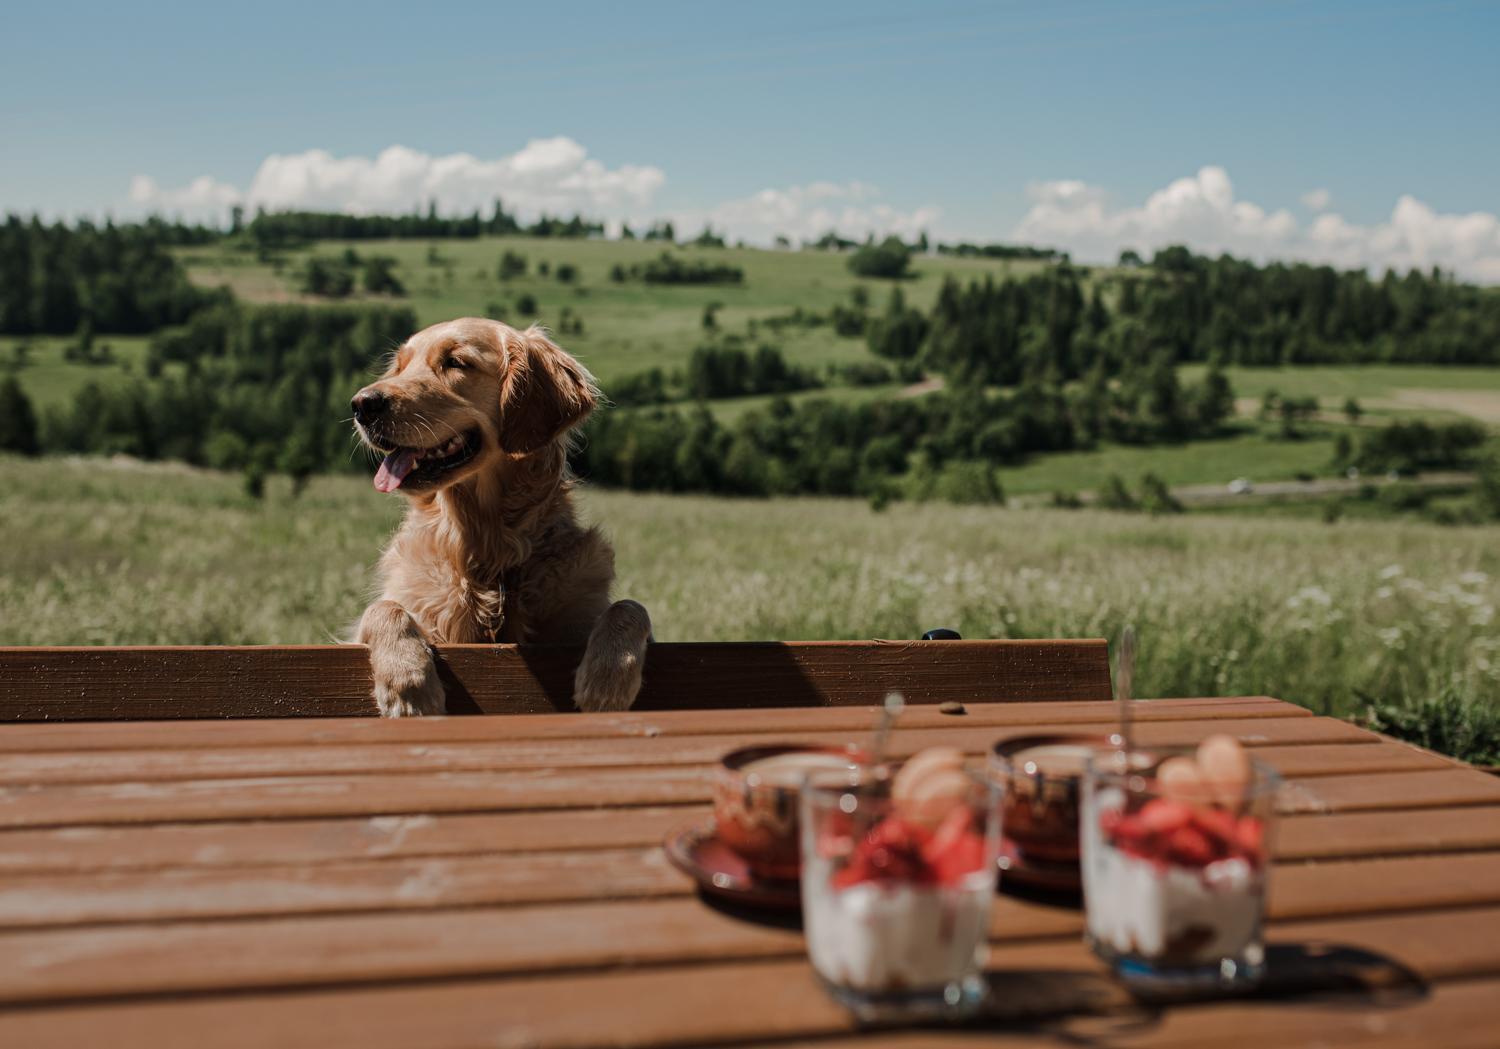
[0,376,40,455]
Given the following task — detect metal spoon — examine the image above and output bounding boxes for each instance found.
[870,691,905,768]
[1115,625,1135,768]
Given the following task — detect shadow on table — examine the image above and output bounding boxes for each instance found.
[968,942,1427,1041]
[696,889,805,931]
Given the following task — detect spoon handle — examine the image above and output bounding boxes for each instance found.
[1117,625,1135,757]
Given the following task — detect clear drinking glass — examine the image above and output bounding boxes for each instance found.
[799,764,1001,1022]
[1081,749,1279,995]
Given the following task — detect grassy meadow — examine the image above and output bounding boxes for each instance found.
[3,455,1496,739]
[171,236,1053,385]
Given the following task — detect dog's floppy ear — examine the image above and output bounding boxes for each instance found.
[498,327,598,455]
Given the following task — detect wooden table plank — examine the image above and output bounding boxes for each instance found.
[5,906,1500,1049]
[760,977,1500,1048]
[6,825,1500,932]
[5,801,1500,878]
[0,639,1114,719]
[0,728,1442,787]
[0,697,1306,752]
[3,751,1491,830]
[0,807,696,874]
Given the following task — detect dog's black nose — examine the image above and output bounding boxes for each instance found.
[351,389,388,424]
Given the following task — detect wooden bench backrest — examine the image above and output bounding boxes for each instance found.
[0,639,1112,720]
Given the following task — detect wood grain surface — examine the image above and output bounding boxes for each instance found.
[0,639,1112,719]
[2,697,1496,1049]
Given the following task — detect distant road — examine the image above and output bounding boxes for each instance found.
[1015,471,1477,507]
[1170,471,1476,504]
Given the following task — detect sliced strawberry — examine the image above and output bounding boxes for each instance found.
[868,815,932,853]
[1235,816,1266,862]
[1106,811,1150,853]
[1139,798,1193,836]
[930,832,987,883]
[1163,824,1217,867]
[832,853,874,889]
[1190,806,1238,852]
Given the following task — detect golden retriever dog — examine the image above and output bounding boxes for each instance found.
[350,317,651,716]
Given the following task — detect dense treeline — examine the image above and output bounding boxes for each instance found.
[41,303,417,478]
[1111,247,1500,365]
[906,252,1500,388]
[0,216,226,334]
[609,252,744,285]
[611,344,821,406]
[936,242,1067,262]
[244,202,604,247]
[576,364,1234,501]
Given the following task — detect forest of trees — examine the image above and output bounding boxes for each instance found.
[577,362,1234,502]
[4,213,1499,506]
[0,217,227,334]
[40,302,416,483]
[1111,247,1500,365]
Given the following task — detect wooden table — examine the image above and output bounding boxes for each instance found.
[3,697,1500,1048]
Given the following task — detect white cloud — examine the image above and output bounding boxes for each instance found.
[682,181,941,246]
[1015,165,1500,282]
[128,174,241,222]
[1301,187,1332,211]
[127,143,938,249]
[127,138,665,222]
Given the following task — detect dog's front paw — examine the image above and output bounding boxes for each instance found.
[371,647,446,717]
[573,646,644,713]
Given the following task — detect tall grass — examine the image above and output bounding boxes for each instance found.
[2,455,1496,754]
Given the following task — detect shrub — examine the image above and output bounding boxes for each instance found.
[848,236,912,279]
[498,251,527,280]
[1356,419,1489,473]
[361,256,405,295]
[619,252,744,285]
[0,377,40,455]
[1096,474,1137,511]
[1139,473,1184,515]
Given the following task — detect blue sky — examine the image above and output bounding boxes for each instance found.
[5,1,1499,275]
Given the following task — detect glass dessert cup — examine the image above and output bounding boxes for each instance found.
[713,744,865,881]
[1082,747,1278,996]
[799,763,1001,1022]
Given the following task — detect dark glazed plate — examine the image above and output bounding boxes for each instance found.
[663,818,802,911]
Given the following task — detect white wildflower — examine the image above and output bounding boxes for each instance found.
[1379,564,1404,580]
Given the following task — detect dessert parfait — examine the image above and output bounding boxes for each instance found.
[799,747,1001,1020]
[1082,735,1277,993]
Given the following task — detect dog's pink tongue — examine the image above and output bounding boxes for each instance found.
[373,449,417,493]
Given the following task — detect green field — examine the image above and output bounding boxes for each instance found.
[8,235,1498,497]
[172,237,1050,385]
[1181,363,1500,424]
[1,335,156,411]
[3,454,1496,735]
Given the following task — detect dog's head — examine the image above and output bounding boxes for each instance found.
[352,318,597,494]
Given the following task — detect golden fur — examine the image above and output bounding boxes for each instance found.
[351,317,650,716]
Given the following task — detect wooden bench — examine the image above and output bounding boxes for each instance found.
[0,639,1111,719]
